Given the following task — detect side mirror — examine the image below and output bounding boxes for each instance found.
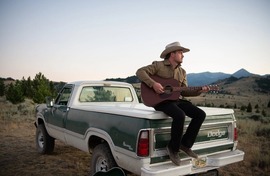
[46,96,54,107]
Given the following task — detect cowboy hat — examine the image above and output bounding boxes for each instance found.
[160,41,190,58]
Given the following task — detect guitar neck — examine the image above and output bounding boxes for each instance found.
[173,86,202,92]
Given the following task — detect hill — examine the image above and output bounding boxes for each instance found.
[214,75,270,95]
[187,71,230,86]
[187,68,254,86]
[187,75,270,109]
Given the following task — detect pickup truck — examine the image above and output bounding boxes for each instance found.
[34,80,244,176]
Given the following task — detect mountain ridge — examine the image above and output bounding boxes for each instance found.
[187,68,254,86]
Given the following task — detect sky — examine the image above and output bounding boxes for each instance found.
[0,0,269,82]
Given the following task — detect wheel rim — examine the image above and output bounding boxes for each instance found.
[37,131,44,149]
[96,156,108,172]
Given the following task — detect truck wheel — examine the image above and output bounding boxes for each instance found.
[36,124,55,154]
[91,143,117,175]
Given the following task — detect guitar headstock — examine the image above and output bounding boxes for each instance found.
[208,85,219,93]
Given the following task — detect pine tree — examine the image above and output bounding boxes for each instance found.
[0,79,5,96]
[255,104,259,109]
[6,81,24,104]
[247,102,252,113]
[20,76,35,98]
[262,109,266,117]
[25,76,33,98]
[32,72,53,103]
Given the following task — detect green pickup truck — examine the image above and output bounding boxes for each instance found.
[34,80,244,176]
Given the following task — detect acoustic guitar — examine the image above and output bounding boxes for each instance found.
[140,75,218,107]
[93,167,126,176]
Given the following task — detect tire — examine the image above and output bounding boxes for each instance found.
[91,143,117,175]
[36,124,55,154]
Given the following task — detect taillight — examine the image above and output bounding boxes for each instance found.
[234,127,238,141]
[137,130,149,157]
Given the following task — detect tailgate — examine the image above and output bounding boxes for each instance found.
[150,110,236,163]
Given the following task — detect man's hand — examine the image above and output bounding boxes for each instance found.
[153,82,164,94]
[199,86,211,93]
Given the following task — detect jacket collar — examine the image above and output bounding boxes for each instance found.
[163,59,181,68]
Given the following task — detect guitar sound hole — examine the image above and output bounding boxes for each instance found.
[164,85,173,94]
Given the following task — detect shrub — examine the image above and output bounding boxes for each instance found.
[256,126,270,138]
[0,79,5,96]
[32,72,54,103]
[240,105,246,111]
[249,115,261,121]
[5,81,24,104]
[247,102,252,112]
[262,109,267,117]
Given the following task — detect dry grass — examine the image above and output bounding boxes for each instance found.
[0,120,91,176]
[0,98,91,176]
[189,92,270,176]
[218,118,270,176]
[0,96,270,176]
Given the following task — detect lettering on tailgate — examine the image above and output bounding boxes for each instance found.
[207,127,228,140]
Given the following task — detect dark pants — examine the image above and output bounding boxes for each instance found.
[154,100,206,152]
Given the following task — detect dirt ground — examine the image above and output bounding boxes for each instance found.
[0,118,91,176]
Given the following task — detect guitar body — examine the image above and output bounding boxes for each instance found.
[93,167,126,176]
[141,75,181,107]
[140,75,218,107]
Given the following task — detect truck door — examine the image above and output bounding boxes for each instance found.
[47,85,73,142]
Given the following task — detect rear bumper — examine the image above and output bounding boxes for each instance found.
[141,149,244,176]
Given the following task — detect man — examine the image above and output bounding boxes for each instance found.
[136,41,210,166]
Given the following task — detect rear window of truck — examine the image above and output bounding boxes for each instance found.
[79,86,133,102]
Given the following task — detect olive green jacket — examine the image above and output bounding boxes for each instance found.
[136,60,201,97]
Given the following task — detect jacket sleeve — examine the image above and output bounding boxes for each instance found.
[136,61,159,88]
[179,68,201,97]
